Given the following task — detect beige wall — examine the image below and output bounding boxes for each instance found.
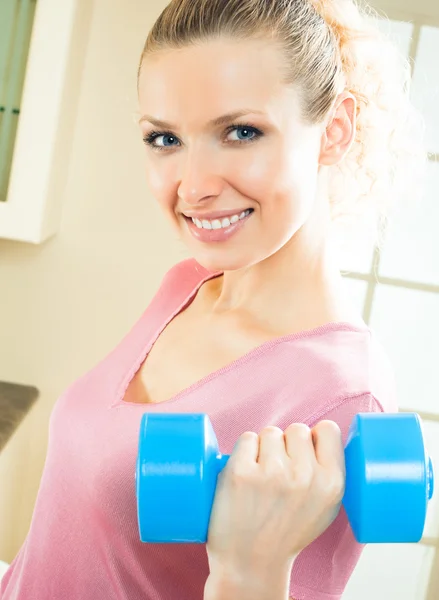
[0,0,438,565]
[0,0,177,561]
[375,0,439,20]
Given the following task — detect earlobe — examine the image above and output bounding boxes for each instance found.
[319,93,356,166]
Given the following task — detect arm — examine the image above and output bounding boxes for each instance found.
[204,558,295,600]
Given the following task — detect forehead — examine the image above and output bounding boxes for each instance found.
[138,39,296,124]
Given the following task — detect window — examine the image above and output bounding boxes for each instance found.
[341,11,439,600]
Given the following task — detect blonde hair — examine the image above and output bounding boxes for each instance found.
[138,0,426,246]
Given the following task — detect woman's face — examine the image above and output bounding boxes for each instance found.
[137,38,325,272]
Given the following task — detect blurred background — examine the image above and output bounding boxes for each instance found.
[0,0,438,597]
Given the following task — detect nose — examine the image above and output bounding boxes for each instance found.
[177,147,224,205]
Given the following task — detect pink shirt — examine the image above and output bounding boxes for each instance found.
[1,258,397,600]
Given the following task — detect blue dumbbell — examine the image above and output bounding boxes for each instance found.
[135,413,434,544]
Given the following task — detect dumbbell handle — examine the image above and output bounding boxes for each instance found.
[214,452,435,503]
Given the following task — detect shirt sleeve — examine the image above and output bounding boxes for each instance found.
[289,392,386,600]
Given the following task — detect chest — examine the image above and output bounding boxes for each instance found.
[123,303,278,405]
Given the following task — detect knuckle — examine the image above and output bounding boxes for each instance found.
[290,466,314,490]
[314,420,341,438]
[271,474,288,493]
[260,425,283,437]
[262,459,287,489]
[228,463,249,484]
[270,457,286,476]
[241,431,258,442]
[285,423,311,440]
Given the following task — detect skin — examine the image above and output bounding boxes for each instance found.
[137,37,358,599]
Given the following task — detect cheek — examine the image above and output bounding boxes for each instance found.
[144,157,176,209]
[233,142,319,210]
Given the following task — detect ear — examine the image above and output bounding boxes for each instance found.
[319,92,356,166]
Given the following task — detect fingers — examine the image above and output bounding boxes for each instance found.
[283,423,317,480]
[313,420,345,503]
[257,426,286,468]
[312,420,344,474]
[228,431,259,468]
[228,421,344,485]
[258,424,317,477]
[283,423,314,459]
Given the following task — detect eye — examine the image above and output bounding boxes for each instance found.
[143,131,180,150]
[225,125,261,143]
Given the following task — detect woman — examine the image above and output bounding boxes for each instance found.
[0,0,424,599]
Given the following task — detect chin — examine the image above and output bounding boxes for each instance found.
[190,248,265,274]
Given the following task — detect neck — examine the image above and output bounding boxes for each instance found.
[204,202,363,334]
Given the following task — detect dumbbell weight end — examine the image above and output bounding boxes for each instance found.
[343,412,434,544]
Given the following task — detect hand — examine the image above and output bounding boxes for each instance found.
[206,421,345,577]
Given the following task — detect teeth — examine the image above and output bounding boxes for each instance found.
[192,210,251,230]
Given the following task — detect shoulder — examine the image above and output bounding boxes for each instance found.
[276,324,397,428]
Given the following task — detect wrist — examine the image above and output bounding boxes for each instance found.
[204,556,296,600]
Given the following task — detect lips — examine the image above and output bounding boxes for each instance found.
[185,207,253,243]
[183,208,253,221]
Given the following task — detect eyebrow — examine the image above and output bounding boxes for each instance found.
[138,109,266,129]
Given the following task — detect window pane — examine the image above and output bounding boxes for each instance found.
[411,26,439,153]
[337,226,376,275]
[369,285,439,414]
[343,544,434,600]
[367,17,414,58]
[379,160,439,285]
[422,419,439,539]
[336,18,413,275]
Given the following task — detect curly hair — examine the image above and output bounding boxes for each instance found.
[138,0,427,247]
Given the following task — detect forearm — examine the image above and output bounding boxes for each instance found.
[204,557,295,600]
